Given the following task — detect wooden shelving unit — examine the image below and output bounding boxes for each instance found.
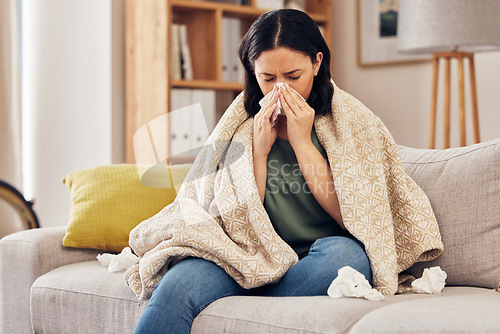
[125,0,332,163]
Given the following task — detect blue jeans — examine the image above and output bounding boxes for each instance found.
[134,236,371,334]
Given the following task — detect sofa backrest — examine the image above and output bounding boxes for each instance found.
[398,138,500,289]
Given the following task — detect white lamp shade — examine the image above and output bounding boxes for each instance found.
[398,0,500,54]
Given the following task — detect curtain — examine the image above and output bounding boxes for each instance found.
[0,0,23,237]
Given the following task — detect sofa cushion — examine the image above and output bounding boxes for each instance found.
[192,287,497,334]
[398,139,500,289]
[62,163,191,252]
[192,289,440,333]
[350,287,500,333]
[193,295,381,333]
[31,261,147,334]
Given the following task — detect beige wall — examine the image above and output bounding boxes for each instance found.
[332,0,500,148]
[21,0,124,227]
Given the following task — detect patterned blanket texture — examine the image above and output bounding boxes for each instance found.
[125,82,444,300]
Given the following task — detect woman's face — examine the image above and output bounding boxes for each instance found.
[254,47,323,101]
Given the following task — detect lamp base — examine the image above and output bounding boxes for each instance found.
[429,52,480,149]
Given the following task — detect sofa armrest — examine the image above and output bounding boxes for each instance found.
[0,227,102,333]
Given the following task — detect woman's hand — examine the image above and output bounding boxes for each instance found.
[253,85,280,203]
[279,83,315,151]
[253,85,280,158]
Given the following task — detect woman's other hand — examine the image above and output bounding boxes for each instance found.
[253,85,280,158]
[279,83,315,151]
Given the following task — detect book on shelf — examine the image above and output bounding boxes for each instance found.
[169,88,217,161]
[256,0,306,11]
[256,0,284,9]
[206,0,303,10]
[221,18,231,82]
[171,23,193,81]
[170,24,182,80]
[204,0,249,5]
[284,0,306,11]
[179,24,193,80]
[221,17,244,83]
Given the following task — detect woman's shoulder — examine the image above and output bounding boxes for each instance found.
[331,87,384,128]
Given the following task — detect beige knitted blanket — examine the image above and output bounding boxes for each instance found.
[125,83,443,300]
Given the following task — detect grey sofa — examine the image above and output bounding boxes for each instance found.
[1,139,500,333]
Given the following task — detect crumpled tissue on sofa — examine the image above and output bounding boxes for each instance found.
[327,266,385,301]
[411,266,447,294]
[97,247,139,273]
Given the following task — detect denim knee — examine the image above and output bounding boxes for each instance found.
[151,257,239,313]
[308,235,363,254]
[135,257,246,334]
[309,236,372,284]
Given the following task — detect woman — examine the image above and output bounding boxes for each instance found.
[134,9,372,333]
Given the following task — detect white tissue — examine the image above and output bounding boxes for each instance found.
[327,266,385,301]
[411,266,447,294]
[258,83,305,127]
[97,247,139,273]
[259,83,284,127]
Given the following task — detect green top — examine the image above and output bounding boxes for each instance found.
[263,127,350,258]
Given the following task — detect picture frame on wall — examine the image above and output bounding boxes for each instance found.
[357,0,430,66]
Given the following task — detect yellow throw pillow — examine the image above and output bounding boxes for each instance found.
[62,163,192,252]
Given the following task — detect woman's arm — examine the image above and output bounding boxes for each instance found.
[293,142,345,229]
[253,154,268,203]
